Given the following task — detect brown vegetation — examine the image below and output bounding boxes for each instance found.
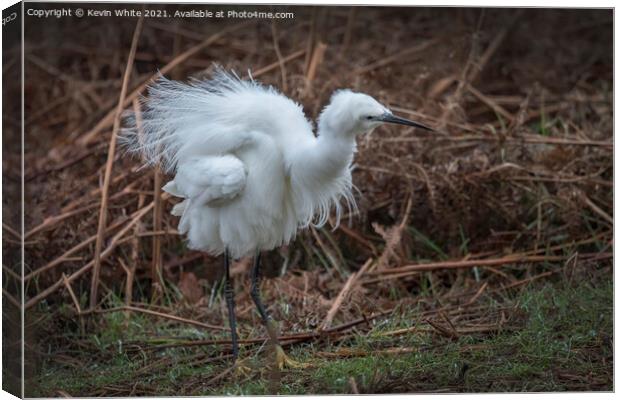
[2,5,612,395]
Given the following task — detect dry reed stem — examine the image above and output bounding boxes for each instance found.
[580,193,613,225]
[3,264,21,281]
[370,252,612,278]
[348,377,360,394]
[252,48,306,78]
[27,54,72,82]
[2,288,21,309]
[374,131,612,148]
[380,322,510,339]
[25,204,99,239]
[341,7,357,53]
[130,98,159,290]
[466,10,524,84]
[372,193,413,271]
[304,41,327,95]
[125,194,145,322]
[147,309,394,350]
[24,215,132,281]
[62,273,82,313]
[118,257,133,312]
[464,282,488,306]
[354,38,441,75]
[310,227,342,279]
[320,258,373,331]
[498,270,556,291]
[467,84,514,122]
[2,222,20,239]
[24,144,104,182]
[440,312,460,337]
[62,273,85,333]
[60,169,142,213]
[147,20,214,42]
[426,318,460,339]
[270,20,287,92]
[138,230,179,237]
[303,7,318,75]
[440,12,520,127]
[90,17,144,309]
[361,270,422,285]
[85,305,229,331]
[151,168,164,290]
[429,75,457,99]
[332,220,377,254]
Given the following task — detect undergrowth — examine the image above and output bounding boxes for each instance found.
[31,273,612,396]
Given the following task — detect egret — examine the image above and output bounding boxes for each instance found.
[122,67,433,369]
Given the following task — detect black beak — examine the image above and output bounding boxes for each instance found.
[378,113,434,132]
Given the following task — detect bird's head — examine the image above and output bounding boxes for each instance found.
[318,90,434,137]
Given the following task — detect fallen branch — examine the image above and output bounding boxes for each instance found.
[83,305,229,332]
[370,252,612,277]
[142,309,394,351]
[317,346,418,359]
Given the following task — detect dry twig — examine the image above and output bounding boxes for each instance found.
[90,17,144,309]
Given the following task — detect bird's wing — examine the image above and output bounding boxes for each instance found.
[120,67,313,174]
[163,155,247,209]
[163,155,246,235]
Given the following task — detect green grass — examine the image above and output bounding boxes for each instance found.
[31,276,612,396]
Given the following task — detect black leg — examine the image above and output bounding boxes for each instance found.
[249,251,303,370]
[250,252,280,350]
[223,249,239,362]
[250,252,270,324]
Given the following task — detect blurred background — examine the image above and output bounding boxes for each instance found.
[3,3,612,396]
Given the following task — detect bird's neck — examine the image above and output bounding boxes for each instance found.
[288,128,356,188]
[286,127,357,225]
[313,129,357,177]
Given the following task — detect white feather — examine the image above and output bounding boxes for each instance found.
[121,68,404,258]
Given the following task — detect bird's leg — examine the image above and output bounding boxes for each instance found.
[223,249,239,362]
[250,252,270,323]
[250,252,306,369]
[223,250,253,376]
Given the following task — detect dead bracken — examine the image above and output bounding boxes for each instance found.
[3,5,612,396]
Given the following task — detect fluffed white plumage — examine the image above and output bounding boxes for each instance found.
[122,68,431,258]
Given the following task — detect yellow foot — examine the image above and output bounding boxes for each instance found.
[232,357,253,378]
[206,357,253,386]
[274,344,308,370]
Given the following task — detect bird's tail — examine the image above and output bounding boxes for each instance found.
[119,74,183,173]
[120,66,257,173]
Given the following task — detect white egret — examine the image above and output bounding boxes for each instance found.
[122,67,433,369]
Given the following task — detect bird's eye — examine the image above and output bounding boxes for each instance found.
[365,116,374,120]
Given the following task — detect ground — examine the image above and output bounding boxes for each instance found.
[30,264,612,395]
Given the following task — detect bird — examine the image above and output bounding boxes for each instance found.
[121,66,433,369]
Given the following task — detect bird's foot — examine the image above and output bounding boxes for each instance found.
[232,357,253,377]
[263,319,309,369]
[274,344,308,370]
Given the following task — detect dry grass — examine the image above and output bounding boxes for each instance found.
[2,5,612,396]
